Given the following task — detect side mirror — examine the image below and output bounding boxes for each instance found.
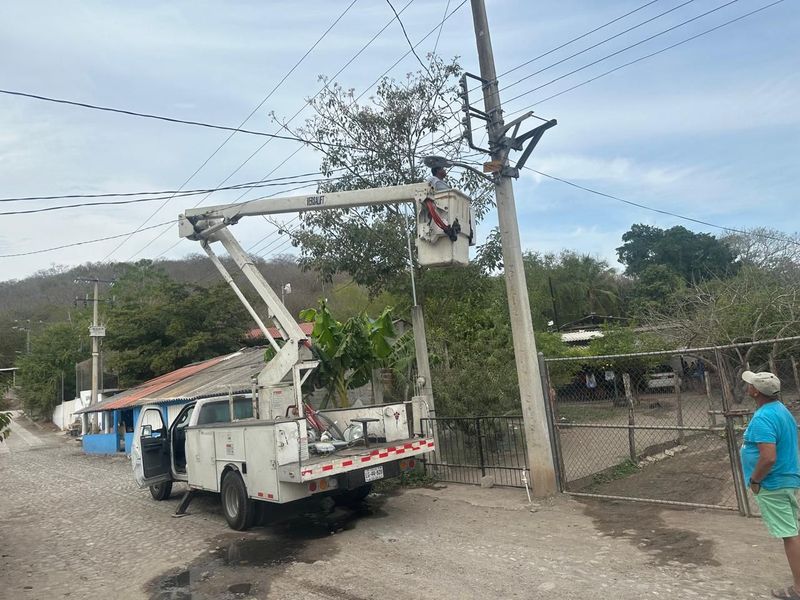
[141,424,153,437]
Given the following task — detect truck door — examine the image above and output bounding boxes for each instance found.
[131,406,172,488]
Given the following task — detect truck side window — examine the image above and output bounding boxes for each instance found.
[232,396,253,420]
[196,401,231,425]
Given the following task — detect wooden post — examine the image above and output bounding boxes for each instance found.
[791,356,800,402]
[769,355,777,376]
[675,375,684,445]
[623,373,636,463]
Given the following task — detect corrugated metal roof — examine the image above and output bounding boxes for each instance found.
[245,322,314,341]
[78,348,268,413]
[95,355,227,411]
[130,347,267,406]
[560,330,605,343]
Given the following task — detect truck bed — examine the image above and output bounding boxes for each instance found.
[278,436,434,482]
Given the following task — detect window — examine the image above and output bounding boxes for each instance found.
[196,401,231,425]
[232,396,254,420]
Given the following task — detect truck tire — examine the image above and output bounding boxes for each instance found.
[336,483,373,507]
[149,481,173,501]
[221,471,255,531]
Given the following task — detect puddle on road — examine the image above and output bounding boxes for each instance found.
[582,499,720,568]
[149,496,387,599]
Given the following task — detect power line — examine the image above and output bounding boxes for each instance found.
[432,0,453,54]
[524,166,800,247]
[130,0,420,262]
[510,0,786,112]
[0,178,336,216]
[495,0,665,82]
[385,0,430,73]
[0,89,370,152]
[502,0,741,107]
[102,2,361,262]
[498,0,697,94]
[0,221,175,258]
[0,171,326,203]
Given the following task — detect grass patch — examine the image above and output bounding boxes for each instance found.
[558,404,619,424]
[372,469,437,493]
[590,459,640,487]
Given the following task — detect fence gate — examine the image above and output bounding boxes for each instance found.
[422,417,529,487]
[544,336,800,515]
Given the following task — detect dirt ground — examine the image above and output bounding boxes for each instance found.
[579,434,740,508]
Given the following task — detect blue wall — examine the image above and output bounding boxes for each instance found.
[124,432,134,455]
[83,433,118,454]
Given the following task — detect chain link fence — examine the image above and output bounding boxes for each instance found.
[544,336,800,515]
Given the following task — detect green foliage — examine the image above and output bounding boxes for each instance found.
[300,300,398,408]
[16,321,87,418]
[104,262,251,386]
[522,250,624,330]
[618,224,738,283]
[628,264,685,314]
[291,55,493,294]
[591,459,640,486]
[372,469,436,492]
[0,410,11,441]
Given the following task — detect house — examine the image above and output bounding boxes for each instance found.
[75,347,269,455]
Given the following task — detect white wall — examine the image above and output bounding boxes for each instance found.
[52,391,110,431]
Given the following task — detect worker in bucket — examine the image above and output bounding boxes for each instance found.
[740,370,800,599]
[427,166,450,192]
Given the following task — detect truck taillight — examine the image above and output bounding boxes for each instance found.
[308,478,338,493]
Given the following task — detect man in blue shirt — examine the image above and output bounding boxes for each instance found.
[740,370,800,599]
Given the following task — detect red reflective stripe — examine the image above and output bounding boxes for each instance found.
[342,460,353,467]
[386,447,396,453]
[322,465,334,472]
[370,450,380,456]
[404,443,414,449]
[257,492,264,497]
[267,493,274,499]
[361,456,371,462]
[379,453,389,458]
[427,441,434,447]
[396,449,405,454]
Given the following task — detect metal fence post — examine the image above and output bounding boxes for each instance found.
[475,418,486,478]
[675,375,684,445]
[715,348,751,517]
[622,373,636,463]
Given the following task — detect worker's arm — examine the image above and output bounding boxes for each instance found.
[750,442,777,493]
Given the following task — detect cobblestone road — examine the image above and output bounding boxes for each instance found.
[0,413,794,599]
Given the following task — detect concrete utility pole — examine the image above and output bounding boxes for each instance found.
[75,278,113,433]
[469,0,557,495]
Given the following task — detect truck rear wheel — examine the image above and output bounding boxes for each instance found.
[149,481,173,501]
[221,471,255,531]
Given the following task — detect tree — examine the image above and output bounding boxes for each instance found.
[286,55,492,294]
[300,301,397,408]
[628,264,685,315]
[16,321,87,418]
[104,263,251,386]
[617,224,738,283]
[722,227,800,280]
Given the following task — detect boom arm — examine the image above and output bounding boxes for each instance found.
[179,183,436,419]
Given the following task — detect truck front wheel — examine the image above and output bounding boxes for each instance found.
[221,471,255,531]
[149,481,173,501]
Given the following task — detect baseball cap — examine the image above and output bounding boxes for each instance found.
[742,370,781,396]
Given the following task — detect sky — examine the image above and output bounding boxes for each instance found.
[0,0,797,282]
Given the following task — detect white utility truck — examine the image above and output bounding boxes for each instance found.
[130,183,474,530]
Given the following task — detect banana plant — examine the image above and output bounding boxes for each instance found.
[299,300,396,408]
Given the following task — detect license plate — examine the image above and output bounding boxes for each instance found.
[364,465,384,482]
